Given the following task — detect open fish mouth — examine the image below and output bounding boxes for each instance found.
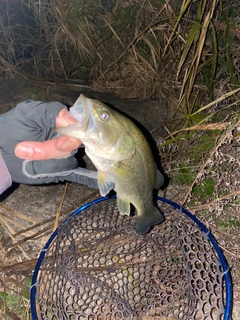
[69,94,92,132]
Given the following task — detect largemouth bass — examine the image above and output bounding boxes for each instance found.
[57,94,164,234]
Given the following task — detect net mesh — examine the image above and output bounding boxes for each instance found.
[34,198,226,320]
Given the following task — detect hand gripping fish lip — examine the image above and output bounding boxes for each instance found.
[69,94,92,132]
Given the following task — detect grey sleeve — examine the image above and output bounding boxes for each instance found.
[0,153,12,194]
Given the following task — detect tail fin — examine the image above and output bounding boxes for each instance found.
[135,206,164,235]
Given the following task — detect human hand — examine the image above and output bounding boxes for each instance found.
[0,100,98,188]
[15,108,81,160]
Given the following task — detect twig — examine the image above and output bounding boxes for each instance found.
[0,259,38,274]
[218,244,240,259]
[0,203,36,223]
[6,190,99,249]
[0,216,30,260]
[0,211,34,236]
[53,182,68,232]
[190,190,240,212]
[209,224,240,239]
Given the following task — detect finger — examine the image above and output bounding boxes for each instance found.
[14,100,68,128]
[55,135,82,151]
[56,108,78,127]
[15,137,81,160]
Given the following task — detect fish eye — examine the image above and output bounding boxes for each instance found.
[100,112,110,121]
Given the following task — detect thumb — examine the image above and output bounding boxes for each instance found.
[15,137,81,160]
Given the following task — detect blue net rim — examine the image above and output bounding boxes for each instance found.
[30,195,233,320]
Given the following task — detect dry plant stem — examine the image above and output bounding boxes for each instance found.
[186,0,218,100]
[102,17,124,48]
[5,190,99,250]
[190,190,240,212]
[53,182,68,232]
[0,216,16,240]
[218,244,240,259]
[162,0,190,57]
[0,211,34,236]
[0,216,30,260]
[0,258,38,273]
[167,121,231,138]
[209,224,240,239]
[103,5,166,76]
[191,87,240,116]
[182,118,240,206]
[0,203,36,224]
[7,225,55,250]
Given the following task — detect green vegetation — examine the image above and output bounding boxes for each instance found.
[0,277,31,319]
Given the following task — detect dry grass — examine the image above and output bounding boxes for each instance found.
[0,0,239,104]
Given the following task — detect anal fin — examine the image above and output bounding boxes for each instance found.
[117,197,131,216]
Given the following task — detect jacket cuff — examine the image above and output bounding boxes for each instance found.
[0,153,12,194]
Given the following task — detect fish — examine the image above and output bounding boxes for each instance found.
[56,94,164,234]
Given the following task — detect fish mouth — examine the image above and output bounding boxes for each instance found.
[69,94,92,132]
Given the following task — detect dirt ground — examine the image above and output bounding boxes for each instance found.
[0,77,239,319]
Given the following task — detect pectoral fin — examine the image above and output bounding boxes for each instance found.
[115,162,133,179]
[98,171,115,196]
[117,197,131,216]
[154,169,164,189]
